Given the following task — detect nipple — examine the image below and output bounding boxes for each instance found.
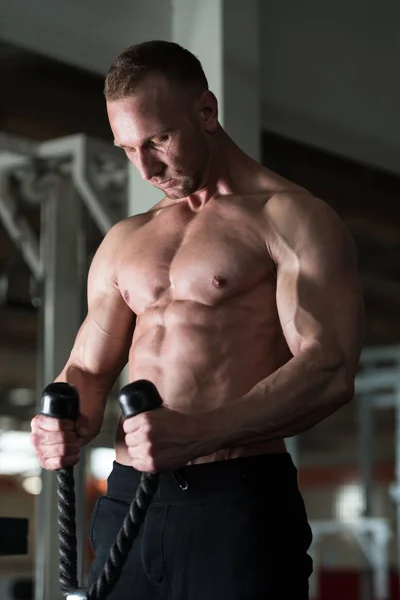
[212,275,227,289]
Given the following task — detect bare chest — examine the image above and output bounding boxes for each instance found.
[117,203,273,313]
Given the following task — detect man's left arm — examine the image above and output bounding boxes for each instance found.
[196,191,365,451]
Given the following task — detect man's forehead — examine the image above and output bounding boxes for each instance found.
[108,86,183,124]
[109,104,177,147]
[107,82,189,147]
[130,74,184,107]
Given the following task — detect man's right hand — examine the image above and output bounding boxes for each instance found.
[30,414,89,471]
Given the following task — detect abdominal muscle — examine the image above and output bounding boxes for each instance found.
[114,298,289,467]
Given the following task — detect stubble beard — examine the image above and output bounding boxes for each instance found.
[162,171,204,200]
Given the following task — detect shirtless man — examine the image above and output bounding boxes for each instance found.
[31,41,364,599]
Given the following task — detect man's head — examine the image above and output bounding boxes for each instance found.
[105,40,219,199]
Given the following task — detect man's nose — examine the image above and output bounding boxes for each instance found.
[136,151,163,182]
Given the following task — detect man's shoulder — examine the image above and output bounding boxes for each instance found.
[239,168,321,219]
[106,211,154,239]
[264,187,316,211]
[89,212,157,284]
[262,188,355,264]
[263,188,340,231]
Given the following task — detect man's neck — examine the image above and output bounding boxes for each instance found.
[188,128,262,206]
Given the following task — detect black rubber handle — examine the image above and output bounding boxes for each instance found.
[40,382,80,420]
[119,380,163,418]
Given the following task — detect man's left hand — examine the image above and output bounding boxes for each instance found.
[122,407,203,472]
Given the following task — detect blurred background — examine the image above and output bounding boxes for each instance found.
[0,1,399,599]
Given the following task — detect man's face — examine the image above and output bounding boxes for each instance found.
[107,75,215,199]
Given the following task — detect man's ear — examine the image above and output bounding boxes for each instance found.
[197,90,219,133]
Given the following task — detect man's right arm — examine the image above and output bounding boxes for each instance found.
[31,219,136,470]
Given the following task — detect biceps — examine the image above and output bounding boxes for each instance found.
[277,265,364,362]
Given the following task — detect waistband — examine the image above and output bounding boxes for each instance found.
[105,453,297,503]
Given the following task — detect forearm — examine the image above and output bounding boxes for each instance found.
[54,362,112,445]
[197,345,355,455]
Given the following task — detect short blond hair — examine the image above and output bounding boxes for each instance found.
[104,40,208,101]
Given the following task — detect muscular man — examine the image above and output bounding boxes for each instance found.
[31,41,364,599]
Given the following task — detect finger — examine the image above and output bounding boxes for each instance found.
[127,444,141,458]
[31,431,79,446]
[41,454,80,471]
[31,415,75,433]
[40,442,81,460]
[124,432,148,448]
[75,414,89,438]
[122,415,143,434]
[127,442,155,466]
[130,457,157,473]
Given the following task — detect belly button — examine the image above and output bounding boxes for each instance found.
[212,275,227,289]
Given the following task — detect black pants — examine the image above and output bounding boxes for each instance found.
[88,453,313,599]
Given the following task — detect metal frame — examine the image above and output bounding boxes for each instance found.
[309,518,391,600]
[0,133,127,283]
[0,132,128,600]
[36,135,125,235]
[307,346,400,600]
[310,346,400,600]
[357,345,400,598]
[0,147,41,281]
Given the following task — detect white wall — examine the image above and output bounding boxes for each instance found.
[260,0,400,174]
[0,0,171,74]
[172,0,224,120]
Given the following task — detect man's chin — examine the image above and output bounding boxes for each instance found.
[152,178,196,199]
[159,182,190,200]
[164,189,187,200]
[152,181,178,196]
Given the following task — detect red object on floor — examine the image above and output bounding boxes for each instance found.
[315,570,399,600]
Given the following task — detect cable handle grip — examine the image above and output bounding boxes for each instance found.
[40,382,80,420]
[40,380,162,420]
[118,380,163,418]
